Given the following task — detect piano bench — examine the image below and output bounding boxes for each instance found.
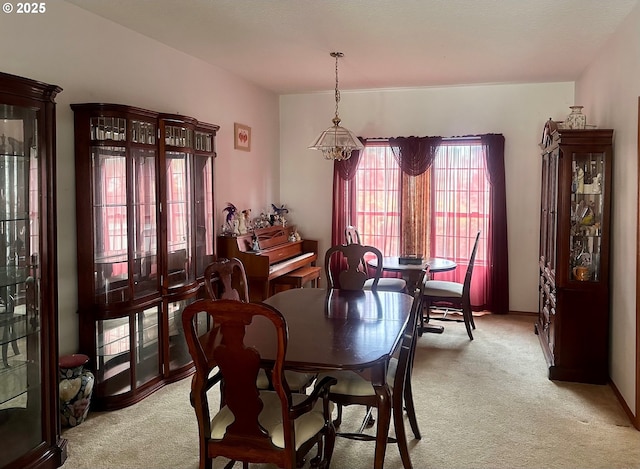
[273,266,322,291]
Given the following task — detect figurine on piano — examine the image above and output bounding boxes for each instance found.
[241,209,252,234]
[222,203,239,235]
[270,203,289,227]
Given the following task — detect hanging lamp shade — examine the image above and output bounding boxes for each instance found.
[308,52,363,161]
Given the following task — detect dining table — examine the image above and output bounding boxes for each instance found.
[254,287,415,469]
[367,256,457,335]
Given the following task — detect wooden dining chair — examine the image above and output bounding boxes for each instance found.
[421,231,481,340]
[324,243,383,291]
[182,299,337,469]
[203,258,316,393]
[204,257,249,301]
[316,268,428,469]
[344,226,407,292]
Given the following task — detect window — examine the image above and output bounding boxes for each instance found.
[354,139,489,272]
[334,134,507,313]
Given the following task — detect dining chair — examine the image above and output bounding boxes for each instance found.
[204,257,249,301]
[203,258,316,393]
[344,226,407,293]
[182,299,337,469]
[421,231,481,340]
[324,243,383,291]
[316,268,428,469]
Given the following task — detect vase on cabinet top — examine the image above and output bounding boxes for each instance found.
[564,106,586,129]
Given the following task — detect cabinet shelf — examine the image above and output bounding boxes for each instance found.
[0,358,28,406]
[0,267,30,288]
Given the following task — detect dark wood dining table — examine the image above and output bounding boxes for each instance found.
[255,287,414,469]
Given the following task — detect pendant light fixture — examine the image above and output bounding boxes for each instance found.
[308,51,363,161]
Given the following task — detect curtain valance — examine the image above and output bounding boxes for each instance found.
[388,136,442,176]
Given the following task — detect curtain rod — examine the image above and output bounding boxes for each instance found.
[365,136,481,142]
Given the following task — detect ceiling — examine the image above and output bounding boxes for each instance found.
[64,0,638,95]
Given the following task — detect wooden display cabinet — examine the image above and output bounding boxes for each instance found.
[0,72,65,469]
[72,104,218,409]
[535,128,613,384]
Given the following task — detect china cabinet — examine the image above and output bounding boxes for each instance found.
[535,128,613,384]
[72,104,218,409]
[0,72,65,469]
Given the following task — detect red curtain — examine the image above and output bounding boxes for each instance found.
[330,140,365,280]
[481,134,509,314]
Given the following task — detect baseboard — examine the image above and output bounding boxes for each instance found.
[507,310,537,316]
[609,378,640,430]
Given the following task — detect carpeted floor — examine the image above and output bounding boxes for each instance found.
[60,313,640,469]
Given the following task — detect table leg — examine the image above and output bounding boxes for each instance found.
[402,271,422,294]
[373,383,391,469]
[418,306,445,334]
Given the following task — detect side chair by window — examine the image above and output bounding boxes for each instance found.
[324,243,383,291]
[344,226,407,293]
[421,231,481,340]
[203,258,316,393]
[182,299,337,469]
[316,268,428,469]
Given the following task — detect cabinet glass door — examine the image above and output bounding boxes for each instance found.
[92,145,128,304]
[194,128,215,278]
[570,151,605,282]
[166,297,195,372]
[0,105,42,467]
[163,122,195,289]
[132,146,158,299]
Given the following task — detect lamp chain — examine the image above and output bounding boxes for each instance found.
[334,52,340,121]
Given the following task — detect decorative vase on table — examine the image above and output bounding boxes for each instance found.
[564,106,587,129]
[59,353,94,427]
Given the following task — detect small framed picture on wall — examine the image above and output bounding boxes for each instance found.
[234,123,251,151]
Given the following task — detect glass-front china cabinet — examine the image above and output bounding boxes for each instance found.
[0,72,65,469]
[536,127,613,384]
[71,104,218,409]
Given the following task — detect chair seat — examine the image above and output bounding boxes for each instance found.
[317,358,398,397]
[210,391,327,449]
[364,277,406,292]
[256,369,316,392]
[423,280,463,298]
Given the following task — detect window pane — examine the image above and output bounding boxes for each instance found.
[355,145,400,256]
[432,142,489,266]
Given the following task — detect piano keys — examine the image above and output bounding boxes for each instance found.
[216,225,318,302]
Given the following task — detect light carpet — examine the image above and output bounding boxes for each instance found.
[60,313,640,469]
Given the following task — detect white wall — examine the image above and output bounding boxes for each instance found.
[0,1,281,354]
[281,83,574,314]
[576,1,640,416]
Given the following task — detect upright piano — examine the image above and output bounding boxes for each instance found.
[216,225,318,302]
